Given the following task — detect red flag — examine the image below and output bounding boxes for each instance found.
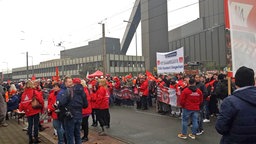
[146,70,156,81]
[31,75,36,80]
[125,73,133,79]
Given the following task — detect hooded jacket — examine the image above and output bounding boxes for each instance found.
[180,86,203,111]
[215,86,256,144]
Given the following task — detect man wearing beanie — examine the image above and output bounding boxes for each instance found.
[215,66,256,144]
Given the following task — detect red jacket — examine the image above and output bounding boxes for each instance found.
[19,88,44,117]
[82,87,92,115]
[140,79,149,97]
[47,90,58,120]
[91,92,98,109]
[180,86,203,111]
[96,86,109,110]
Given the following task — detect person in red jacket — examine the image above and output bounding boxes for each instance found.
[96,79,110,136]
[90,80,99,127]
[47,83,64,144]
[19,80,44,144]
[140,76,149,110]
[81,80,92,142]
[178,79,203,140]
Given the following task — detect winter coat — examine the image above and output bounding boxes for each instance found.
[19,88,44,117]
[7,94,20,112]
[96,86,109,110]
[215,86,256,144]
[47,90,59,120]
[180,86,203,111]
[82,87,92,115]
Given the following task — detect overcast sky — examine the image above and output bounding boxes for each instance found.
[0,0,199,72]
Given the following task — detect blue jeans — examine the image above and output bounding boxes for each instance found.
[27,113,39,139]
[182,109,199,135]
[64,118,82,144]
[53,119,64,144]
[203,100,210,119]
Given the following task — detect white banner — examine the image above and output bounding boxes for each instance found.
[228,0,256,73]
[156,47,184,74]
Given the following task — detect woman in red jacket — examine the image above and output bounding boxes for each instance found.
[96,78,110,136]
[19,80,44,144]
[47,83,64,144]
[81,80,92,142]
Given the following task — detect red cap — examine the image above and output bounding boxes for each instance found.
[73,78,81,84]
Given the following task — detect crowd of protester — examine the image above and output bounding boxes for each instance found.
[1,66,255,143]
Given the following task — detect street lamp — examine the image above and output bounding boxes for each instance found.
[123,20,138,75]
[56,41,66,78]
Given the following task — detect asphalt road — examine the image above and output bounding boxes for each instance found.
[103,106,222,144]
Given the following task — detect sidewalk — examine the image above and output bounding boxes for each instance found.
[0,118,128,144]
[40,121,129,144]
[0,119,53,144]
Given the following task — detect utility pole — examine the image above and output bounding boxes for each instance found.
[99,23,106,76]
[26,52,29,80]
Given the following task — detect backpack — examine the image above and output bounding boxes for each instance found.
[215,80,229,100]
[69,84,88,109]
[58,85,88,120]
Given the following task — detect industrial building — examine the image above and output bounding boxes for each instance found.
[11,37,145,81]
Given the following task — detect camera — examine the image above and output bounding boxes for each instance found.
[64,108,73,119]
[54,101,61,113]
